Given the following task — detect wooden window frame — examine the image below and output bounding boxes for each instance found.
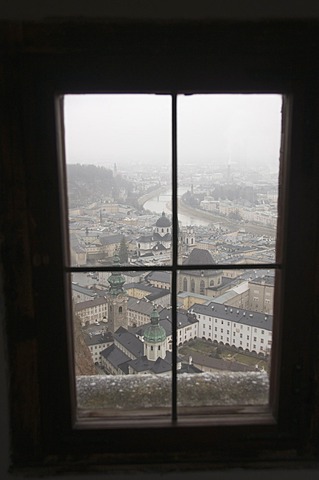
[1,20,319,473]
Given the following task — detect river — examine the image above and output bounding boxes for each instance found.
[143,188,276,237]
[143,188,211,226]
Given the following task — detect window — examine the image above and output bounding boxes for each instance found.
[183,277,187,291]
[3,20,319,473]
[65,85,285,425]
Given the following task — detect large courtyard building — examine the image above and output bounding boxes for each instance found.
[190,301,272,356]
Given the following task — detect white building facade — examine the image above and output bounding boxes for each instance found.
[191,302,272,356]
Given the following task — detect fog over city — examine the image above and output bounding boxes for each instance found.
[64,93,281,409]
[63,94,282,170]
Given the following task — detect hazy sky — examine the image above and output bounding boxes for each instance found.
[64,94,282,170]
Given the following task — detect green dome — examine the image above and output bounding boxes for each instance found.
[144,308,166,343]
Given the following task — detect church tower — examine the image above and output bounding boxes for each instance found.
[106,254,128,333]
[184,225,195,249]
[143,307,167,361]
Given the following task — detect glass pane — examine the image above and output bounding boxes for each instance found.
[177,94,282,265]
[177,268,275,411]
[64,94,172,268]
[71,268,172,417]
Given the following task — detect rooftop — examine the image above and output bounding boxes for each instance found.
[183,247,215,266]
[155,211,171,228]
[192,302,273,331]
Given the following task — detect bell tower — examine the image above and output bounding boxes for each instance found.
[106,254,128,333]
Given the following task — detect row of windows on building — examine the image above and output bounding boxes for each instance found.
[196,314,271,355]
[182,277,221,293]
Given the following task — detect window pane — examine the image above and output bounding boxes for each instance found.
[64,94,172,268]
[177,268,275,411]
[72,269,172,418]
[177,94,282,265]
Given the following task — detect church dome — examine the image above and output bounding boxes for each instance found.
[155,211,171,228]
[144,308,166,343]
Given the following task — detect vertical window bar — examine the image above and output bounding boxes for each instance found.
[171,94,178,422]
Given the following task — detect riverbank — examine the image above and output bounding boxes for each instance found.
[140,187,276,237]
[179,194,276,237]
[178,195,223,224]
[137,185,168,208]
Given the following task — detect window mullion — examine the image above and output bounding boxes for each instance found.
[171,94,178,422]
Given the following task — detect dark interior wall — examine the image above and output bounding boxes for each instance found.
[1,0,319,21]
[1,1,319,479]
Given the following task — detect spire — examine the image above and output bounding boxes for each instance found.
[150,306,160,325]
[107,254,125,296]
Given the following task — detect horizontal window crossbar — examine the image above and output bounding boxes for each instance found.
[65,263,280,273]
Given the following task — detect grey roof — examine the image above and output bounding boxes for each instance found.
[178,363,203,374]
[99,234,125,245]
[183,248,214,265]
[190,351,256,372]
[152,243,167,251]
[137,232,172,243]
[127,297,156,316]
[146,289,170,302]
[191,301,273,331]
[74,296,107,312]
[131,310,197,337]
[72,283,97,297]
[100,344,131,374]
[127,355,153,372]
[150,356,171,374]
[124,282,156,293]
[128,354,171,374]
[125,283,169,301]
[114,326,144,358]
[153,232,172,242]
[249,274,275,286]
[155,212,171,228]
[145,271,171,284]
[160,309,198,331]
[136,234,153,243]
[83,331,113,346]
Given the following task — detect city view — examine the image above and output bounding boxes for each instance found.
[63,94,281,415]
